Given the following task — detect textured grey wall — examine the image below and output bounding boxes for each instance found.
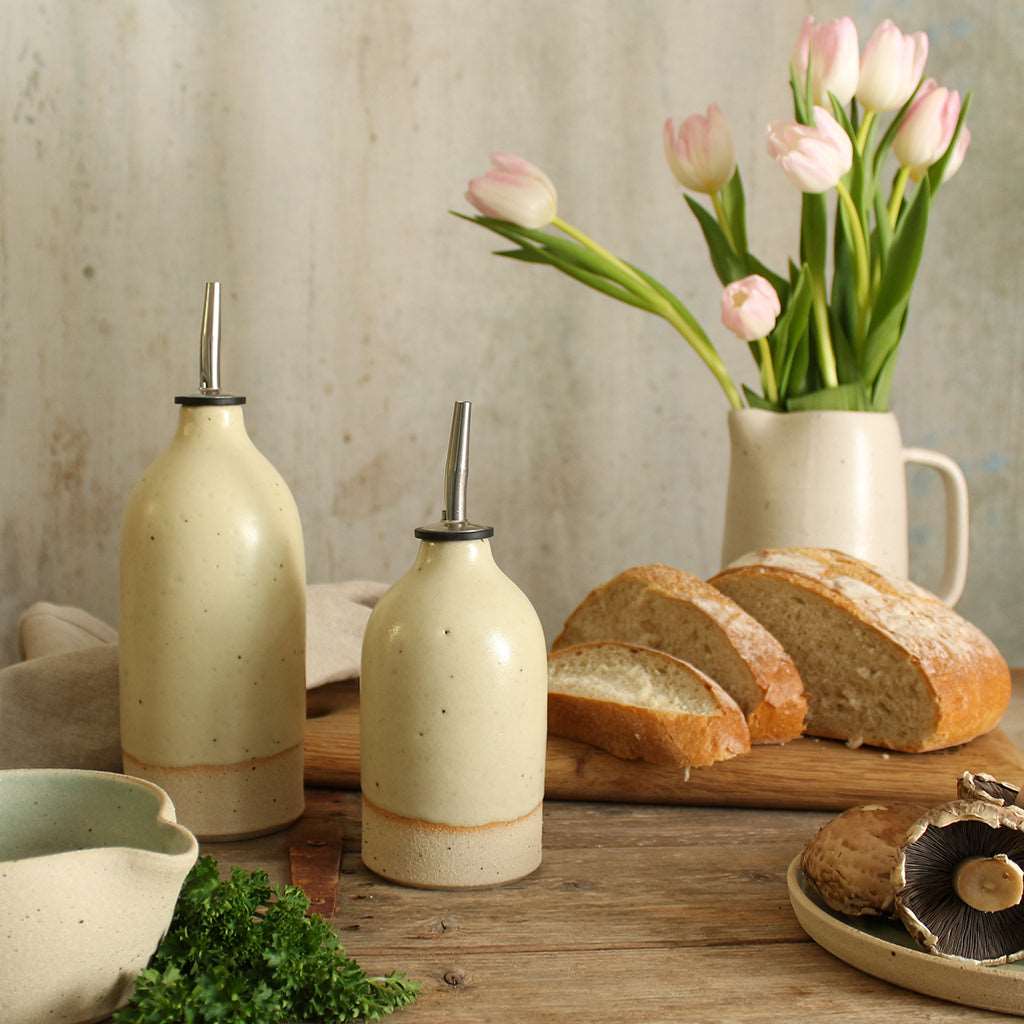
[2,0,1021,666]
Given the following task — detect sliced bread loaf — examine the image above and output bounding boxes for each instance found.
[548,641,751,768]
[711,548,1011,752]
[552,564,805,743]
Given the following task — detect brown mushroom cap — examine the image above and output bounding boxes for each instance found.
[802,804,931,916]
[957,770,1021,808]
[894,800,1024,964]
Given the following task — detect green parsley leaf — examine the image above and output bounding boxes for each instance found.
[113,855,418,1023]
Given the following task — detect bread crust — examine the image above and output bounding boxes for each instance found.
[711,548,1011,753]
[547,642,751,769]
[552,564,805,744]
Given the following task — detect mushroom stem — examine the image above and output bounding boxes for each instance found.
[953,855,1024,913]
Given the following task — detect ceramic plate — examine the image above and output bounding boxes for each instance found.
[787,855,1024,1016]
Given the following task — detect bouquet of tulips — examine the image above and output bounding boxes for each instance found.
[456,16,971,412]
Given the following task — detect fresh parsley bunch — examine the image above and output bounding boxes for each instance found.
[113,856,418,1023]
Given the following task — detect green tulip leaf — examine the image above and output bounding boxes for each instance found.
[768,311,789,373]
[871,188,893,277]
[625,262,709,340]
[789,64,812,126]
[720,169,749,254]
[831,207,857,348]
[453,212,659,306]
[787,329,811,397]
[862,174,931,384]
[831,96,872,230]
[786,381,870,411]
[827,94,857,144]
[828,95,871,227]
[742,384,780,411]
[871,343,901,411]
[827,307,860,383]
[800,193,828,283]
[684,194,747,285]
[684,189,787,297]
[774,265,813,397]
[495,249,655,311]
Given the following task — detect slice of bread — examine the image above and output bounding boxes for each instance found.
[711,548,1011,753]
[547,641,751,768]
[552,564,805,744]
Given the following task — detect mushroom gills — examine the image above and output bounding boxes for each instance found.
[897,813,1024,963]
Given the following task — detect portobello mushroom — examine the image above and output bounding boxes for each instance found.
[893,800,1024,964]
[958,770,1022,808]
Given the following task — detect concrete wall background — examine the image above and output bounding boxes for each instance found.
[2,0,1021,667]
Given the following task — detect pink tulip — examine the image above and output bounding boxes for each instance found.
[912,125,970,184]
[663,104,736,194]
[466,153,557,229]
[767,106,853,194]
[893,80,961,175]
[721,275,781,342]
[791,16,860,106]
[857,20,928,113]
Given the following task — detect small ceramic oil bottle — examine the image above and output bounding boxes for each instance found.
[360,401,547,888]
[119,283,306,840]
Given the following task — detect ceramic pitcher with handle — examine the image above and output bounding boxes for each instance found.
[720,409,969,605]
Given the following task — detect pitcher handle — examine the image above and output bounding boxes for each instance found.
[902,447,969,606]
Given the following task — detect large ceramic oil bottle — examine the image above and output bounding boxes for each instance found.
[360,401,547,888]
[119,283,306,840]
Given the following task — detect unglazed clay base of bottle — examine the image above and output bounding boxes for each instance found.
[119,284,306,841]
[360,402,547,888]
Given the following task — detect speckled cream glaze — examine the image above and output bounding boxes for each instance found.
[360,539,547,887]
[0,770,197,1024]
[721,409,910,576]
[120,405,306,840]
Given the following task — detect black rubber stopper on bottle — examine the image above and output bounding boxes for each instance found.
[175,394,247,406]
[414,524,494,542]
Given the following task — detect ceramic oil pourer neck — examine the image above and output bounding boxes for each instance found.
[413,537,496,572]
[174,403,252,443]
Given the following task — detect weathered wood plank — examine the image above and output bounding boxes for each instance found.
[287,812,343,918]
[349,945,1015,1023]
[207,792,824,954]
[304,680,1024,810]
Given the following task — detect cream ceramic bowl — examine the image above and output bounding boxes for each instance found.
[0,769,198,1024]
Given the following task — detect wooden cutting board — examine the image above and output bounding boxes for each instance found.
[304,682,1024,812]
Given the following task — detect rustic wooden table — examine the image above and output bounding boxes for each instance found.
[206,681,1024,1023]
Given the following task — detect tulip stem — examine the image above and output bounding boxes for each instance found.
[551,216,654,297]
[855,111,875,154]
[835,181,870,326]
[888,166,910,227]
[551,215,743,410]
[711,191,738,253]
[812,284,839,389]
[756,337,779,404]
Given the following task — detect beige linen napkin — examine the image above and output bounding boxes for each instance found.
[0,582,388,771]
